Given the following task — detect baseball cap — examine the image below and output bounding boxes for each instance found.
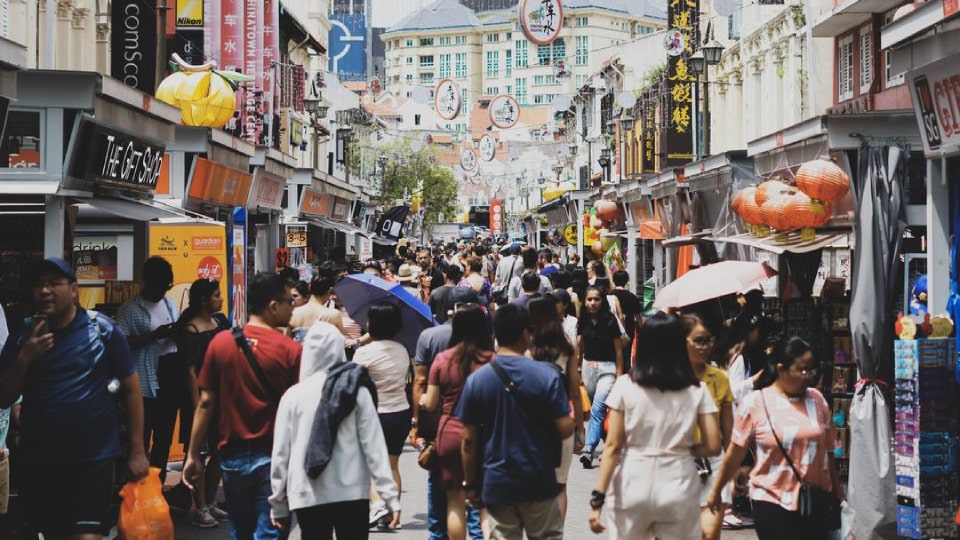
[36,257,77,282]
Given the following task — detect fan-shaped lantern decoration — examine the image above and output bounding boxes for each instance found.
[755,180,790,206]
[156,53,250,128]
[795,157,850,204]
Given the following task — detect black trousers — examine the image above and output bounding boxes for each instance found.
[295,500,369,540]
[752,500,831,540]
[143,353,189,482]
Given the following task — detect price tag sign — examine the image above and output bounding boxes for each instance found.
[286,231,307,248]
[275,248,290,272]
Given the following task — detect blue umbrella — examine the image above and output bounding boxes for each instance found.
[333,273,436,355]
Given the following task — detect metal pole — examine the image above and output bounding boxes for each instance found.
[704,63,711,157]
[156,0,168,91]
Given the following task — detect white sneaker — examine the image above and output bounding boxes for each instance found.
[369,502,389,528]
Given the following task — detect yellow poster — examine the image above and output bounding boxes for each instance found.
[148,222,228,313]
[176,0,203,26]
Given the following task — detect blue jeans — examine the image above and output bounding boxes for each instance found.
[220,448,286,540]
[582,360,617,451]
[428,468,483,540]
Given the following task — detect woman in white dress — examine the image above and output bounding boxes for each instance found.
[588,312,721,540]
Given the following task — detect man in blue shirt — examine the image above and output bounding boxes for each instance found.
[0,258,148,539]
[457,304,573,540]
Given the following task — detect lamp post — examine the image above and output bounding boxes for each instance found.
[598,147,611,184]
[304,96,331,171]
[688,39,724,159]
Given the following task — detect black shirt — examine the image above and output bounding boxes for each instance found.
[610,289,642,338]
[577,315,621,362]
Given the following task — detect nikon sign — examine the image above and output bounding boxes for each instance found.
[176,0,203,27]
[110,0,157,93]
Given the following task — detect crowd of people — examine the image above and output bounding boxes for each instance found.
[0,238,844,540]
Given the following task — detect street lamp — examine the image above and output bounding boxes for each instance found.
[703,40,725,65]
[598,148,611,184]
[688,37,724,159]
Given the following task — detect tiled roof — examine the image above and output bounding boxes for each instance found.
[386,0,481,33]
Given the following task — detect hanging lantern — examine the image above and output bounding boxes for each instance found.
[156,53,251,128]
[759,195,791,232]
[795,157,850,205]
[738,190,768,236]
[784,190,832,240]
[754,179,790,206]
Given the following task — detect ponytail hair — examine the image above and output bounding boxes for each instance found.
[754,335,812,390]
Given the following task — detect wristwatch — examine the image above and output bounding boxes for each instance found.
[589,490,606,510]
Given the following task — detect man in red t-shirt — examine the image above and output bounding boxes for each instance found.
[184,273,301,539]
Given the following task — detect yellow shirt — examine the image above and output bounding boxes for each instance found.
[694,364,733,441]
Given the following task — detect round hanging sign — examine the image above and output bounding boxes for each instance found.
[460,148,478,171]
[664,29,686,57]
[435,79,461,121]
[489,94,520,129]
[479,134,497,161]
[519,0,563,45]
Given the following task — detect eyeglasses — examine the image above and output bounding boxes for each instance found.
[688,336,716,348]
[793,366,820,378]
[32,278,70,290]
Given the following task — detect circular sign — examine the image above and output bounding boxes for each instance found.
[617,91,637,109]
[564,224,578,245]
[197,256,224,280]
[664,29,686,57]
[411,85,432,104]
[435,79,461,121]
[479,134,497,161]
[519,0,563,45]
[552,94,571,112]
[460,148,478,171]
[489,94,520,129]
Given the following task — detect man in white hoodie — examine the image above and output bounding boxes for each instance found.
[269,321,400,538]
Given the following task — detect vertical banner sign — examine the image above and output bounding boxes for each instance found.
[262,0,279,147]
[221,0,244,133]
[202,0,219,64]
[666,0,698,167]
[241,0,264,145]
[111,0,157,93]
[641,95,657,173]
[490,199,504,234]
[148,223,228,314]
[230,207,247,327]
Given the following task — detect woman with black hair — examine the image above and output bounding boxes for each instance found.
[527,296,583,523]
[588,312,721,539]
[174,279,230,527]
[708,336,843,540]
[353,302,411,529]
[570,267,589,318]
[420,305,493,540]
[577,286,624,469]
[726,315,776,415]
[291,280,309,307]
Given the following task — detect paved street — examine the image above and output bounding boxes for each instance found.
[168,447,759,540]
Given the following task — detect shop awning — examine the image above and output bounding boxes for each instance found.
[637,219,666,240]
[307,217,371,237]
[77,197,196,221]
[714,230,849,255]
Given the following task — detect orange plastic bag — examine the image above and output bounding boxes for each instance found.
[117,467,174,540]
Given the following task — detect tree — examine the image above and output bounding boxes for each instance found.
[348,137,459,226]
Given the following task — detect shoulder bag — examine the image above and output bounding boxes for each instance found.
[417,385,463,470]
[491,256,519,306]
[760,389,841,531]
[232,327,281,404]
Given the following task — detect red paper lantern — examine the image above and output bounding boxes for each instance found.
[795,158,850,203]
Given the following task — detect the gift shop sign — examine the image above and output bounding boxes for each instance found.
[300,188,332,218]
[64,117,166,194]
[908,56,960,157]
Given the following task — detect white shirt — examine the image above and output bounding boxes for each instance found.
[352,340,411,414]
[726,354,754,418]
[144,299,176,357]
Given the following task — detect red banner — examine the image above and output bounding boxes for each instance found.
[490,199,504,234]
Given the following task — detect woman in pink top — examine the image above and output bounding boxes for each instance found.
[707,336,844,540]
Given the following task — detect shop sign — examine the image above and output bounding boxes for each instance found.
[148,222,228,313]
[331,197,350,222]
[64,117,166,194]
[564,224,578,245]
[170,29,204,66]
[111,0,157,93]
[640,96,658,173]
[72,238,119,281]
[435,79,461,121]
[176,0,203,26]
[519,0,563,45]
[186,157,254,208]
[248,169,286,211]
[275,247,290,272]
[286,230,307,248]
[665,0,698,167]
[230,208,247,327]
[300,188,331,218]
[907,56,960,157]
[359,236,373,261]
[490,199,504,234]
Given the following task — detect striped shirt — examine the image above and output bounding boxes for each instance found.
[116,295,178,398]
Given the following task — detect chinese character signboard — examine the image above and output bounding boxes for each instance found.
[640,95,658,173]
[436,79,462,121]
[666,0,699,167]
[519,0,563,45]
[489,95,520,129]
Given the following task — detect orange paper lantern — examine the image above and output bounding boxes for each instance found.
[785,190,833,229]
[755,180,790,206]
[739,191,763,226]
[760,196,791,231]
[795,158,850,203]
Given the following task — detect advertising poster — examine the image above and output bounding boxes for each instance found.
[230,207,247,327]
[148,222,228,313]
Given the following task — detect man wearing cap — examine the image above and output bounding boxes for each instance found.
[0,258,148,539]
[411,287,484,540]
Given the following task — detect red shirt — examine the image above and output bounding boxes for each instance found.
[199,325,301,453]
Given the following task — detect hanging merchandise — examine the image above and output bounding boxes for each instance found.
[460,148,479,172]
[479,134,497,161]
[489,94,520,129]
[435,79,461,121]
[519,0,563,45]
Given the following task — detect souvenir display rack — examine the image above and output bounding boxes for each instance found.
[894,338,959,539]
[818,299,855,481]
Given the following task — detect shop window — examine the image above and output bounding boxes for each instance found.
[882,9,905,88]
[1,109,43,169]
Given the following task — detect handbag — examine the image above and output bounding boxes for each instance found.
[491,256,519,306]
[760,390,841,531]
[417,383,464,471]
